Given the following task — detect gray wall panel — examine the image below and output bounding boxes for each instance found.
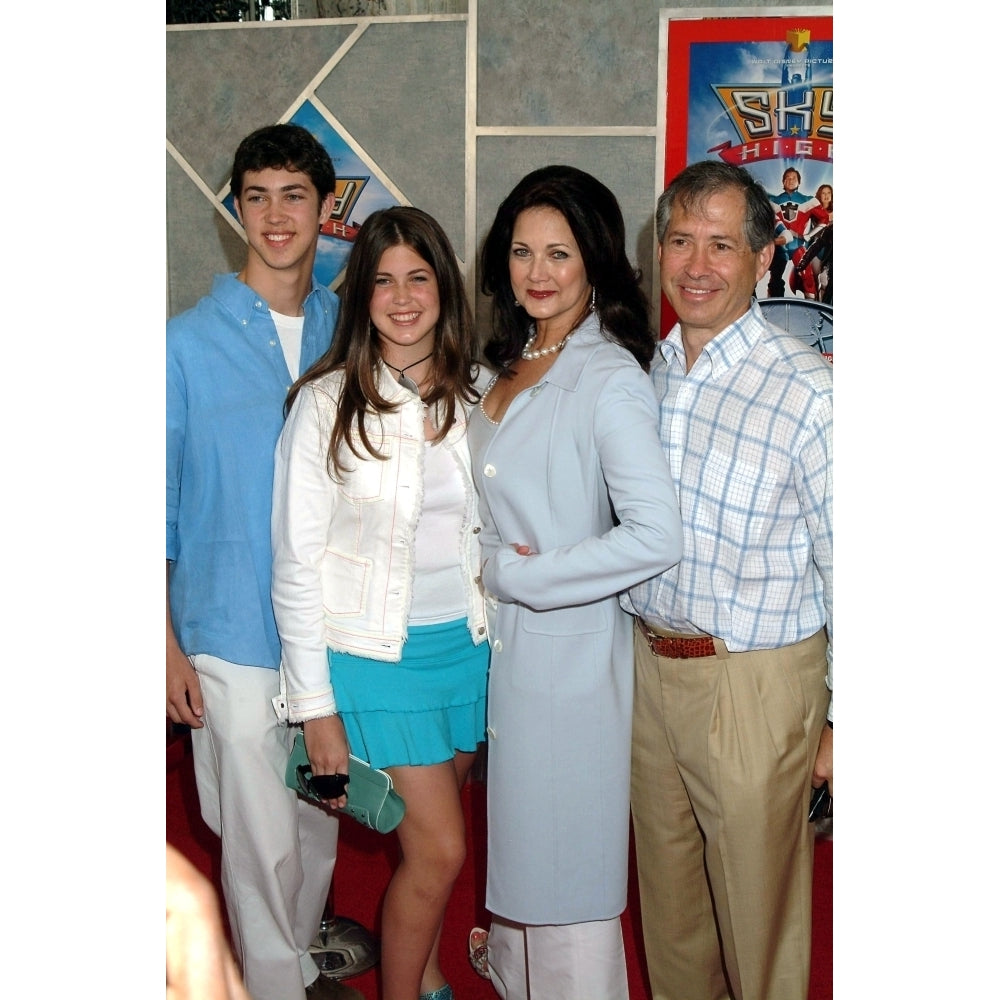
[315,20,466,254]
[167,24,356,195]
[477,1,828,128]
[167,152,247,317]
[478,2,661,126]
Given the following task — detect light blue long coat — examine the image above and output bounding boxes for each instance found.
[468,315,682,924]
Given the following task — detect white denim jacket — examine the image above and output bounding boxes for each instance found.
[271,364,489,723]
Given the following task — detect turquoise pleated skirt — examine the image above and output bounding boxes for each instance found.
[328,617,489,770]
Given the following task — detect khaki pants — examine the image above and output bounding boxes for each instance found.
[630,626,829,1000]
[191,655,341,1000]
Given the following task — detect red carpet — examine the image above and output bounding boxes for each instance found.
[167,730,832,999]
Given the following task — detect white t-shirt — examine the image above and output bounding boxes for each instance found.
[270,310,304,380]
[410,438,466,624]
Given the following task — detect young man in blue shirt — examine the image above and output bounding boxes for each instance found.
[166,123,362,1000]
[625,160,833,1000]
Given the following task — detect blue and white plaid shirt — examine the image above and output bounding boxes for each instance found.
[623,301,833,704]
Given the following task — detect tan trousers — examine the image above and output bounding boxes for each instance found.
[630,625,829,1000]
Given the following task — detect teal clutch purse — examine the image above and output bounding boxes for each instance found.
[285,731,406,834]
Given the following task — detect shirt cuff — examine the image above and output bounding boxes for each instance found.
[287,686,337,722]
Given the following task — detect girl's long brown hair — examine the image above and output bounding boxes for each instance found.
[286,206,480,479]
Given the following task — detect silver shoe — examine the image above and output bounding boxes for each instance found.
[309,915,379,981]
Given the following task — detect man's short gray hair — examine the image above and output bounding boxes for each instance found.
[655,160,775,253]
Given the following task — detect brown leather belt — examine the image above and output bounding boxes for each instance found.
[637,618,720,659]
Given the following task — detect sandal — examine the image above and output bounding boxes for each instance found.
[419,986,453,1000]
[468,926,490,980]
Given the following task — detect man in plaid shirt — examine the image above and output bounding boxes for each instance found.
[624,160,833,1000]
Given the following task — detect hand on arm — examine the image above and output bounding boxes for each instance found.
[166,563,204,728]
[485,369,681,609]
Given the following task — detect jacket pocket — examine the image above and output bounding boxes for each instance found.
[336,452,387,502]
[321,549,371,618]
[520,601,609,637]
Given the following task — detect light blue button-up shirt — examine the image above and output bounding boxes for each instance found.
[166,273,339,669]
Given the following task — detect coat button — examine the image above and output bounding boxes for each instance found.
[484,464,496,477]
[493,639,503,652]
[487,726,497,740]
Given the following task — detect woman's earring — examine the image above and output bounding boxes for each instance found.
[590,286,596,311]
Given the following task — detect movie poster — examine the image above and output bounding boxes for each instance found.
[660,9,833,352]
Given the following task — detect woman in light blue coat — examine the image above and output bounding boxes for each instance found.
[467,166,682,999]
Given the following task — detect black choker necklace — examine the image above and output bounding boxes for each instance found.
[384,352,433,395]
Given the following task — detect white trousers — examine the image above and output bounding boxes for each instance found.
[189,655,340,1000]
[486,916,628,1000]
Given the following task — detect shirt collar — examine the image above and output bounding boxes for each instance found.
[211,272,323,322]
[658,299,765,377]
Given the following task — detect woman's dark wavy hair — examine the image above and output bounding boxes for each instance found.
[480,165,655,372]
[286,206,480,479]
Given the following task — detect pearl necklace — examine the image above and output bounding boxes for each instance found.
[520,329,575,361]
